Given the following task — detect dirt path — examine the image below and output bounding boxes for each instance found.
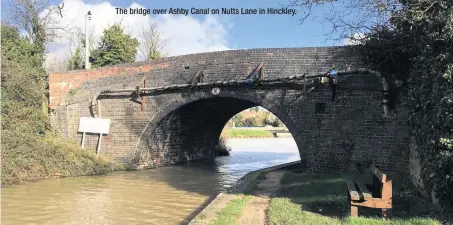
[236,170,286,225]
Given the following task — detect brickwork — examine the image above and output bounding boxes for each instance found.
[49,47,409,176]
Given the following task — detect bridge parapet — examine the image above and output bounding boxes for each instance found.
[49,47,361,109]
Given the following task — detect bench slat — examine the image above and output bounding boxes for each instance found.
[346,180,360,201]
[370,165,386,183]
[356,181,373,200]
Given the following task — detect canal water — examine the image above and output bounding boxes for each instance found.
[1,138,300,225]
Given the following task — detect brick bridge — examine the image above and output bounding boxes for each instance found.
[49,46,409,175]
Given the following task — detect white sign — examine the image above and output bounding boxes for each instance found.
[78,117,111,134]
[211,87,220,95]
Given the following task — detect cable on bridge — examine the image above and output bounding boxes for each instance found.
[89,69,390,118]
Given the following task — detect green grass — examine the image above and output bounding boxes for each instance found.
[1,133,121,186]
[268,198,441,225]
[221,129,274,138]
[266,170,445,225]
[209,194,252,225]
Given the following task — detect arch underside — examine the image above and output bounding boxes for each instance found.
[132,89,304,169]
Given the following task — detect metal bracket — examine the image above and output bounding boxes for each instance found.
[191,70,204,85]
[246,63,264,80]
[141,79,146,112]
[131,85,142,104]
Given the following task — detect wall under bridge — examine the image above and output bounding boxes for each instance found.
[49,46,410,176]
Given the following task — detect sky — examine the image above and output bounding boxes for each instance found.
[1,0,356,63]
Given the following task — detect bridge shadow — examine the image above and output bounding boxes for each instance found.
[178,195,217,225]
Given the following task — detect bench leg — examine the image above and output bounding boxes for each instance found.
[382,208,392,218]
[350,205,358,216]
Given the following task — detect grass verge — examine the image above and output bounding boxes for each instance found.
[266,170,448,225]
[209,194,252,225]
[1,132,121,186]
[221,129,274,138]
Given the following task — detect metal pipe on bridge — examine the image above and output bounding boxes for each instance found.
[89,69,389,118]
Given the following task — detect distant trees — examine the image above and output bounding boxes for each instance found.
[65,22,167,70]
[228,109,284,127]
[66,32,94,71]
[138,22,167,61]
[90,24,139,68]
[231,114,244,127]
[243,117,260,127]
[67,45,83,70]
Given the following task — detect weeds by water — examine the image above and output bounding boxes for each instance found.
[1,133,120,186]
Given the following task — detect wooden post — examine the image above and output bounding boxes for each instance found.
[81,132,86,148]
[351,205,358,216]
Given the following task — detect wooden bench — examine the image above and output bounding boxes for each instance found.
[346,165,392,217]
[270,130,289,137]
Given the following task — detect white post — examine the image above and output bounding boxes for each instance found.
[85,12,91,69]
[81,132,86,148]
[97,134,102,154]
[97,99,101,154]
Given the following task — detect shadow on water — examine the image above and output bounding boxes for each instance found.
[178,194,217,225]
[146,149,300,195]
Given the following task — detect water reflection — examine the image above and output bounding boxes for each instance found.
[1,138,299,225]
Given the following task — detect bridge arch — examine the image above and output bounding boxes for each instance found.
[49,47,410,175]
[133,89,307,169]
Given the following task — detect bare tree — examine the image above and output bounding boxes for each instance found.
[63,25,98,71]
[287,0,402,41]
[138,22,168,61]
[7,0,71,45]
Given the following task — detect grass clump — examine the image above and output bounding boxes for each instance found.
[268,198,340,225]
[209,194,252,225]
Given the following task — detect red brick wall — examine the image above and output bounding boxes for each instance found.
[48,63,168,109]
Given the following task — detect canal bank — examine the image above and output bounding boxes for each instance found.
[221,128,292,139]
[189,162,449,225]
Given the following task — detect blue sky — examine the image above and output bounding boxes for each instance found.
[95,0,340,48]
[1,0,350,65]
